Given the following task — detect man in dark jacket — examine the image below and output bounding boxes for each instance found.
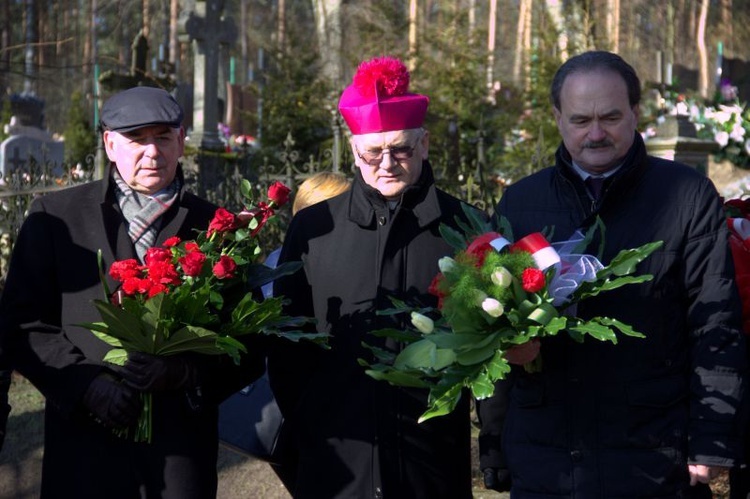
[479,50,748,497]
[0,86,263,498]
[268,56,473,498]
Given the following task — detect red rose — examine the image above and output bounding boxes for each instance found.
[179,251,207,277]
[145,247,173,265]
[109,259,143,282]
[267,182,291,207]
[147,260,181,286]
[147,282,169,298]
[466,232,503,267]
[122,277,152,296]
[521,268,545,293]
[428,273,447,309]
[213,255,237,279]
[208,208,237,236]
[163,236,181,248]
[185,242,201,253]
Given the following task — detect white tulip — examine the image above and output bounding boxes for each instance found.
[491,267,513,288]
[438,257,457,274]
[411,312,434,335]
[481,298,504,318]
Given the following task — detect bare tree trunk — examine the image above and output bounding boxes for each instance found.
[277,0,286,53]
[240,0,247,85]
[513,0,531,87]
[408,0,417,70]
[721,0,732,52]
[697,0,710,98]
[1,0,11,91]
[169,0,178,71]
[523,0,532,91]
[312,0,343,84]
[607,0,620,52]
[142,0,150,39]
[486,0,497,101]
[546,0,568,60]
[468,0,476,42]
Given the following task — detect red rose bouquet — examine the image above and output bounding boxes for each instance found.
[361,207,662,422]
[724,197,750,334]
[83,180,326,442]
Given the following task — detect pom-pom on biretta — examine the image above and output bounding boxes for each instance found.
[352,57,411,99]
[339,56,429,135]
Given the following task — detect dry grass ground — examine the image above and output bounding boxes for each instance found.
[0,374,505,499]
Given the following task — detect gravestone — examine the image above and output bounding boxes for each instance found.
[0,126,65,178]
[645,115,717,175]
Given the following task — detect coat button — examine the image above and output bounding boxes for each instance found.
[570,450,583,462]
[378,216,386,226]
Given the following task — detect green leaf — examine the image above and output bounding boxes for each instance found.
[470,371,497,399]
[439,224,468,251]
[102,348,128,365]
[485,350,512,381]
[240,178,254,201]
[568,321,618,343]
[602,241,664,277]
[594,317,646,338]
[393,340,456,370]
[365,368,431,388]
[419,384,463,423]
[153,325,224,356]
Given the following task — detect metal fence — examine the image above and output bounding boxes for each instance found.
[0,128,499,288]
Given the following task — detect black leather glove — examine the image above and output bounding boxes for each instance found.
[483,467,511,492]
[82,372,141,428]
[118,352,199,392]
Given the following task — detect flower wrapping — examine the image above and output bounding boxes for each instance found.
[360,207,662,422]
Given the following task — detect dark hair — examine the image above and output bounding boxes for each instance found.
[550,51,641,110]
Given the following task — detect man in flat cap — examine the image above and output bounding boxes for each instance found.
[0,86,263,498]
[268,56,476,498]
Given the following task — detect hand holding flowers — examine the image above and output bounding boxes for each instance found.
[82,180,326,441]
[360,207,662,422]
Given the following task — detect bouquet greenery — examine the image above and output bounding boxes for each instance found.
[360,206,662,422]
[82,180,327,442]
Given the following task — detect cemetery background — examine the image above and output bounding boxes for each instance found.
[0,1,749,497]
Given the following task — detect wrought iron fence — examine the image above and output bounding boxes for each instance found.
[0,128,501,288]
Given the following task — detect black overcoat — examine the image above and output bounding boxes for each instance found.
[478,134,747,497]
[0,168,264,498]
[269,162,474,499]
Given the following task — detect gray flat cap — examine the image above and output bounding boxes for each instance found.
[100,86,183,133]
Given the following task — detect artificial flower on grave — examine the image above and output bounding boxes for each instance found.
[724,196,750,334]
[692,101,750,169]
[81,180,327,442]
[360,206,663,422]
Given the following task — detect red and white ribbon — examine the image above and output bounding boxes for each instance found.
[490,235,511,252]
[511,232,561,270]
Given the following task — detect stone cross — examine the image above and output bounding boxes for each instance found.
[184,0,237,151]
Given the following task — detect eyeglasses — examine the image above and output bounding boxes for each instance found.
[354,138,421,167]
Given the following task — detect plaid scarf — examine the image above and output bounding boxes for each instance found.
[113,170,181,261]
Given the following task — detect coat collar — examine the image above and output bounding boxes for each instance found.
[347,160,443,229]
[98,163,190,262]
[555,131,648,188]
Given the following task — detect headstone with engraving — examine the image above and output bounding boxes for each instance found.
[645,115,717,175]
[0,125,65,178]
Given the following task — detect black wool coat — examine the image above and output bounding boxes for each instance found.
[478,133,747,498]
[268,162,474,499]
[0,167,264,499]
